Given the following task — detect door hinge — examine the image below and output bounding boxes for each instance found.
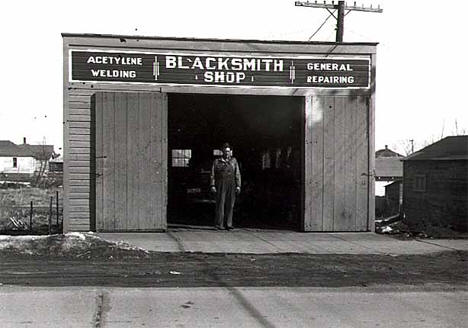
[361,170,375,177]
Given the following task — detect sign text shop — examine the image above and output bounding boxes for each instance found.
[71,51,370,88]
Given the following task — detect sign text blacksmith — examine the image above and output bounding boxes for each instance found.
[70,50,370,88]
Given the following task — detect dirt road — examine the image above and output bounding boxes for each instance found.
[0,251,466,288]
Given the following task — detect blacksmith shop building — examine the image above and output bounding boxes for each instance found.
[62,33,377,232]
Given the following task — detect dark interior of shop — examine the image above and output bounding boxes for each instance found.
[167,93,303,230]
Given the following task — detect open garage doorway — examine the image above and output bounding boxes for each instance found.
[167,93,304,230]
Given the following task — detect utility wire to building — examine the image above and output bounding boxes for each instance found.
[295,1,383,42]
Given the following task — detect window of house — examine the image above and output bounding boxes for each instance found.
[13,157,17,168]
[171,149,191,167]
[413,174,426,192]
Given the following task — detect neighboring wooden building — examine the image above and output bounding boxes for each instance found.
[62,34,377,232]
[375,145,403,217]
[0,139,55,181]
[402,136,468,232]
[384,180,403,217]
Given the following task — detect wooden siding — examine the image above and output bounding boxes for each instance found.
[66,89,94,231]
[304,95,370,231]
[403,160,468,232]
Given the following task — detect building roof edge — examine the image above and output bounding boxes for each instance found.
[61,33,379,46]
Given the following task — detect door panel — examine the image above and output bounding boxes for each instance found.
[95,92,167,231]
[304,95,369,231]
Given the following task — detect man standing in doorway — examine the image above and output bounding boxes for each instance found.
[210,143,241,230]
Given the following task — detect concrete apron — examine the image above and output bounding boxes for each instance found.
[98,229,468,255]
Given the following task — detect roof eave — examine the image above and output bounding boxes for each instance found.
[61,32,379,46]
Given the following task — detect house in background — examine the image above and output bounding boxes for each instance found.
[402,136,468,232]
[49,155,63,173]
[0,138,55,182]
[375,145,403,217]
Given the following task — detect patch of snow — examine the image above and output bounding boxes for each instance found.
[170,271,182,275]
[114,241,149,253]
[381,226,393,233]
[0,232,149,257]
[0,235,49,242]
[65,232,87,240]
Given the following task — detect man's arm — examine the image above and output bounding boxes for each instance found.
[210,159,216,187]
[234,159,241,188]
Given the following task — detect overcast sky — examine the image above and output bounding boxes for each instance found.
[1,0,466,154]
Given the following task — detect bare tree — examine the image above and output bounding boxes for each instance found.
[392,139,414,156]
[33,138,53,187]
[452,119,467,136]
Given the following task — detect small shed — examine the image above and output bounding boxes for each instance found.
[402,136,468,232]
[49,156,64,173]
[384,180,403,217]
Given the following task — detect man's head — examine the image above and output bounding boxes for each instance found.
[221,143,232,159]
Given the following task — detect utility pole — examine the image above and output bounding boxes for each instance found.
[336,1,345,42]
[295,1,383,42]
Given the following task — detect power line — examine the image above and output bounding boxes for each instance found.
[308,11,336,41]
[295,1,383,42]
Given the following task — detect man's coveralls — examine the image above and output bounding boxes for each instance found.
[210,157,241,228]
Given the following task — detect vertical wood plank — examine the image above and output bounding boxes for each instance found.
[95,93,104,231]
[322,96,335,231]
[343,96,357,231]
[152,93,168,230]
[310,96,324,231]
[356,96,369,231]
[139,93,153,229]
[102,93,115,231]
[114,93,128,230]
[161,93,168,230]
[135,94,143,229]
[151,93,162,229]
[126,93,139,230]
[333,96,346,231]
[303,96,313,231]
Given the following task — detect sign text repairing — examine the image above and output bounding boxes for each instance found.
[71,50,370,88]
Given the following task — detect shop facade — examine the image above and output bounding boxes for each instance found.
[62,33,377,232]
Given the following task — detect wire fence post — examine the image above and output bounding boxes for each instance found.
[48,196,53,235]
[30,201,33,232]
[56,190,59,233]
